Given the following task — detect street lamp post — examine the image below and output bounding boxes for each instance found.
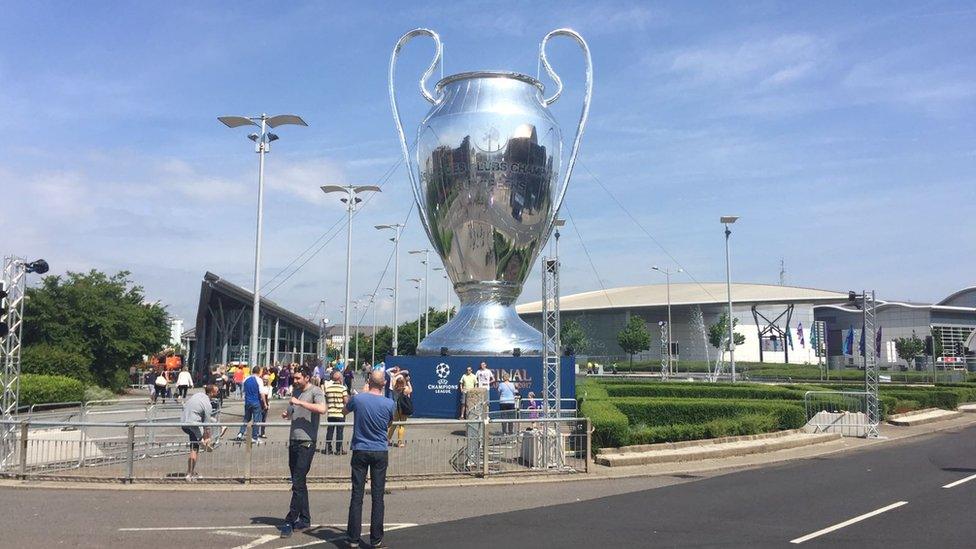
[409,277,423,347]
[409,249,431,336]
[383,287,396,357]
[721,216,740,383]
[352,299,362,368]
[433,267,450,322]
[219,113,307,371]
[375,224,404,355]
[368,293,377,366]
[652,266,683,376]
[322,184,382,367]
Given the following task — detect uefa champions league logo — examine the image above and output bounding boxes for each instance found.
[436,362,450,380]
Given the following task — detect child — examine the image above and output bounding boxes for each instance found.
[526,391,540,427]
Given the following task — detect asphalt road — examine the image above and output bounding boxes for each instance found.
[1,423,974,548]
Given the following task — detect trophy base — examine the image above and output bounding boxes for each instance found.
[416,301,543,356]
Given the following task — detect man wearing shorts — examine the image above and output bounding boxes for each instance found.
[181,384,219,482]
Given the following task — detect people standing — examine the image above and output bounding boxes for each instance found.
[235,366,264,443]
[497,372,518,435]
[181,384,219,482]
[153,369,168,404]
[259,371,272,438]
[458,366,477,419]
[343,365,355,394]
[324,370,349,455]
[387,372,412,448]
[279,366,326,538]
[176,367,193,401]
[476,361,495,389]
[345,371,396,548]
[278,364,292,398]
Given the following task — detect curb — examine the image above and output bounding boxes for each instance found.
[888,408,962,426]
[595,432,840,467]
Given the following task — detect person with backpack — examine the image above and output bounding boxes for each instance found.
[387,371,413,448]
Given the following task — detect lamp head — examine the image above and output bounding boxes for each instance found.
[247,133,259,142]
[25,259,49,274]
[267,133,279,142]
[720,215,739,224]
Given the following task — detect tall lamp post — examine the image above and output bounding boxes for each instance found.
[366,293,378,366]
[721,215,739,383]
[408,249,431,336]
[409,277,424,347]
[219,113,306,370]
[375,224,404,355]
[652,266,682,376]
[383,287,396,357]
[322,184,382,366]
[433,267,450,322]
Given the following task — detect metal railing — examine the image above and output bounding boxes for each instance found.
[485,398,578,420]
[803,391,873,437]
[0,416,590,483]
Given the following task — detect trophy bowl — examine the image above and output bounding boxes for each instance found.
[390,29,591,356]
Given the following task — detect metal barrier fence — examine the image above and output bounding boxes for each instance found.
[803,391,873,437]
[0,416,590,483]
[485,398,578,421]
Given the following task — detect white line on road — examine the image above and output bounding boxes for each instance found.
[943,473,976,489]
[790,501,908,544]
[231,534,278,549]
[278,524,418,549]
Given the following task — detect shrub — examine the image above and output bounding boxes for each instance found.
[20,344,92,384]
[580,400,629,450]
[604,383,804,401]
[884,389,959,410]
[611,397,806,431]
[19,374,85,406]
[629,413,781,445]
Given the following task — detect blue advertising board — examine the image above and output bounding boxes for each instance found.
[383,355,576,419]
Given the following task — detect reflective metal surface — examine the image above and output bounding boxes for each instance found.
[390,28,592,356]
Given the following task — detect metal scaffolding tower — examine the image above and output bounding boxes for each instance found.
[862,290,879,438]
[540,257,562,467]
[1,256,27,469]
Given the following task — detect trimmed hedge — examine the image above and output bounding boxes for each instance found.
[580,399,629,450]
[611,397,806,431]
[604,383,804,401]
[19,374,85,406]
[629,413,781,445]
[883,389,959,411]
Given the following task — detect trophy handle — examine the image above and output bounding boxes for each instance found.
[539,28,592,232]
[389,28,442,237]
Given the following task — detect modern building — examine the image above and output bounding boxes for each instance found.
[517,283,976,367]
[323,324,375,349]
[191,272,320,375]
[815,287,976,369]
[168,318,184,347]
[517,283,849,364]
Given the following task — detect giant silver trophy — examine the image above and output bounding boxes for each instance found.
[390,28,591,356]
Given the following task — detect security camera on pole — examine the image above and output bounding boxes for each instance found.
[322,184,382,367]
[219,113,307,371]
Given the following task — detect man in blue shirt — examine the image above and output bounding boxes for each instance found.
[344,370,396,548]
[235,366,264,443]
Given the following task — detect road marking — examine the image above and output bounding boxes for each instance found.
[231,534,278,549]
[789,501,908,544]
[278,524,418,549]
[943,473,976,489]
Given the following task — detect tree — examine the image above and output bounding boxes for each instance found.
[352,307,454,360]
[23,270,170,387]
[895,335,925,369]
[561,319,588,355]
[617,316,650,365]
[708,312,746,351]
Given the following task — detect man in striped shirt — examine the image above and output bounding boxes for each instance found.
[324,370,349,454]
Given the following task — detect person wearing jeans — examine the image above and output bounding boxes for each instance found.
[324,371,349,454]
[345,370,396,548]
[279,366,325,538]
[236,367,264,442]
[497,372,518,435]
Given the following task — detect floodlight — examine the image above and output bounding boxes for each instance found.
[218,116,258,128]
[720,216,739,224]
[25,259,49,274]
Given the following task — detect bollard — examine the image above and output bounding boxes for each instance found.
[19,422,28,479]
[481,417,490,478]
[585,418,592,474]
[125,424,135,483]
[244,424,253,483]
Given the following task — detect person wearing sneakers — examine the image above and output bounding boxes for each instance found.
[181,384,219,482]
[236,367,264,443]
[279,365,326,538]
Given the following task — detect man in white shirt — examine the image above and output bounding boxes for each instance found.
[176,367,194,401]
[475,361,495,389]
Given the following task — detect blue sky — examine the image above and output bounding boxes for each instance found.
[1,1,973,325]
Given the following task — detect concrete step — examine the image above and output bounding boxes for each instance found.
[888,408,962,426]
[595,430,841,467]
[957,404,976,413]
